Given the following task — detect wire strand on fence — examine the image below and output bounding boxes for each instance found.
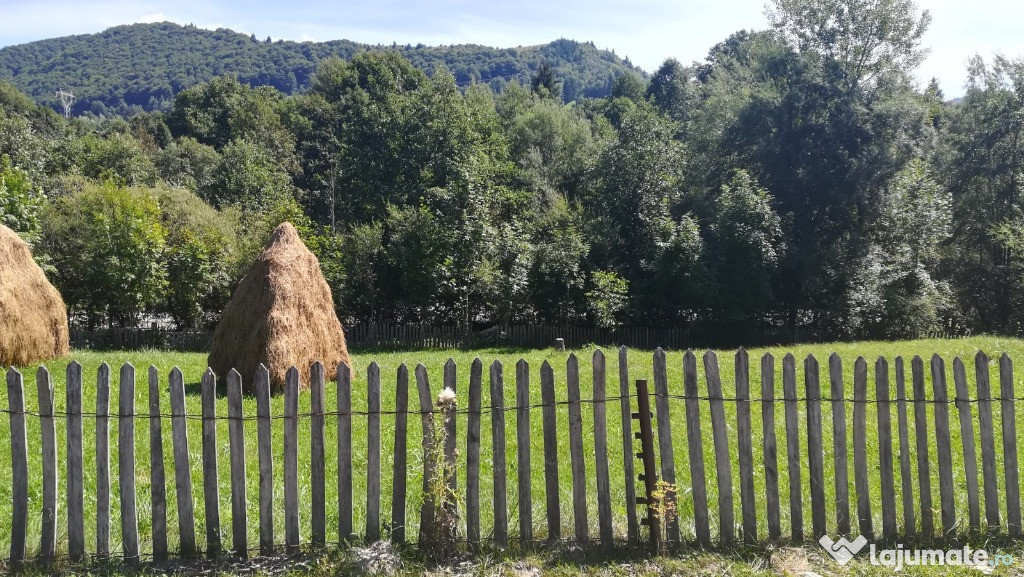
[0,392,1012,421]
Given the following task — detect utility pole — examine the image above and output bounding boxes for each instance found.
[55,89,75,119]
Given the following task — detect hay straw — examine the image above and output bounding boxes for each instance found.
[0,224,69,366]
[208,222,351,394]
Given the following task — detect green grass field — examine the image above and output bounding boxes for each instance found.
[1,336,1023,569]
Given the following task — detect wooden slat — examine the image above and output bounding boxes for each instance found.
[367,362,382,541]
[199,368,221,556]
[415,364,435,543]
[735,349,757,543]
[254,364,274,554]
[911,356,934,536]
[284,367,300,552]
[337,362,353,540]
[149,366,169,561]
[1000,354,1021,537]
[894,357,916,535]
[828,353,850,535]
[513,359,529,546]
[875,357,897,541]
[704,350,734,544]
[540,360,561,541]
[96,363,112,558]
[466,359,483,547]
[67,361,85,561]
[655,348,681,543]
[683,350,710,545]
[953,357,981,531]
[37,367,57,559]
[443,358,457,504]
[310,362,327,548]
[119,363,140,561]
[226,369,248,557]
[853,357,874,539]
[782,353,803,541]
[804,355,826,539]
[593,349,613,547]
[392,364,409,544]
[8,368,28,562]
[931,355,956,534]
[618,346,639,545]
[975,351,1000,529]
[169,367,197,557]
[567,354,589,543]
[761,353,781,540]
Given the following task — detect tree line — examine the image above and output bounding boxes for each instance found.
[0,22,636,117]
[2,0,1022,343]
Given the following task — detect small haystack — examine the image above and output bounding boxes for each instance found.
[0,224,69,366]
[208,222,351,393]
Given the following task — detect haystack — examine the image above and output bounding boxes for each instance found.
[0,224,69,366]
[208,222,351,393]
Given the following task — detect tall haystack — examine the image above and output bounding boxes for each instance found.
[208,222,351,393]
[0,224,69,366]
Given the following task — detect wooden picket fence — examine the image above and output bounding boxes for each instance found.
[2,348,1023,564]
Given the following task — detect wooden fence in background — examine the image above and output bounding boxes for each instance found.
[70,321,834,352]
[3,348,1022,564]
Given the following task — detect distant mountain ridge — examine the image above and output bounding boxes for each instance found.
[0,22,640,116]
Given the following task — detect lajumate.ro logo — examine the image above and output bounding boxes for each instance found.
[819,534,1014,570]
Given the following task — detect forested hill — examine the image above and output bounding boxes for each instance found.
[0,22,639,116]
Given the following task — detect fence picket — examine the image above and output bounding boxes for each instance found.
[310,362,326,548]
[119,363,140,561]
[931,355,956,534]
[655,348,681,543]
[829,353,850,535]
[976,352,999,529]
[255,364,274,554]
[169,367,197,556]
[284,367,300,552]
[894,358,915,535]
[618,346,639,545]
[367,362,382,541]
[513,359,529,546]
[148,366,169,561]
[1000,354,1021,537]
[782,354,803,541]
[804,355,826,539]
[392,364,409,544]
[444,359,457,506]
[761,353,781,540]
[593,349,613,547]
[8,369,27,562]
[683,350,710,545]
[214,370,243,558]
[466,359,482,547]
[337,363,353,540]
[911,356,934,535]
[952,357,981,531]
[491,360,510,548]
[37,367,57,559]
[876,357,897,541]
[735,349,757,543]
[415,364,435,543]
[567,354,589,543]
[67,361,85,561]
[705,350,734,544]
[853,357,874,539]
[540,360,561,541]
[96,363,111,558]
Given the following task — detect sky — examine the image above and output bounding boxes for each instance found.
[0,0,1019,97]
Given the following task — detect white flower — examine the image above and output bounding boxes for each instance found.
[437,387,456,405]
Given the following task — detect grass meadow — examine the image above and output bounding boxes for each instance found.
[1,336,1023,572]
